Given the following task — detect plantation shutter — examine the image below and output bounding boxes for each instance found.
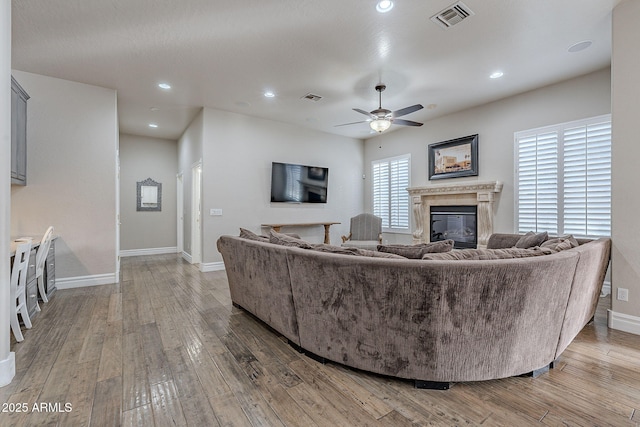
[372,161,390,228]
[515,115,611,239]
[516,132,558,235]
[563,120,612,237]
[372,155,411,231]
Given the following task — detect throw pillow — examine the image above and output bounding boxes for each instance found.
[269,230,313,249]
[541,236,578,252]
[377,239,454,259]
[311,244,359,255]
[514,231,548,249]
[239,228,269,242]
[541,235,579,248]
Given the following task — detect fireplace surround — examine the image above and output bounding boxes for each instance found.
[407,181,503,248]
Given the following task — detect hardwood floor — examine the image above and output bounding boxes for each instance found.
[3,254,640,426]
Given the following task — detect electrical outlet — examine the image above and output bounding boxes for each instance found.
[617,287,629,302]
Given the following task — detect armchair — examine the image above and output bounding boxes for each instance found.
[341,213,382,250]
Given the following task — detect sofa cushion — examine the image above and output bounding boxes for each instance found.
[486,234,522,249]
[341,240,380,251]
[312,244,404,259]
[356,248,405,259]
[514,231,548,248]
[377,239,454,259]
[421,247,553,260]
[541,235,578,251]
[312,244,359,255]
[239,228,269,242]
[269,230,314,249]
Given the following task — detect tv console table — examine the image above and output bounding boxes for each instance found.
[261,222,340,244]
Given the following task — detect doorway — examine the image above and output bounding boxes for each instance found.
[191,162,202,265]
[177,172,184,255]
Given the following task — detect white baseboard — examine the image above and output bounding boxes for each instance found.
[56,273,118,290]
[608,309,640,336]
[200,262,225,272]
[177,251,222,272]
[120,247,178,257]
[0,352,15,388]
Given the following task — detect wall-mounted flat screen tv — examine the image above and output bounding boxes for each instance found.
[270,162,329,203]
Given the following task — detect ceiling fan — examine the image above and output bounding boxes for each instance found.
[336,84,424,133]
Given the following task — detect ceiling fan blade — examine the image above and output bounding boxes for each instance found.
[353,108,375,118]
[334,120,369,127]
[393,119,423,127]
[392,104,423,118]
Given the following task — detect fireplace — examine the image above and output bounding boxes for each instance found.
[407,181,502,248]
[431,206,477,248]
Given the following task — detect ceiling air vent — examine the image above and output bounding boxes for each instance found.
[302,93,323,102]
[430,1,474,29]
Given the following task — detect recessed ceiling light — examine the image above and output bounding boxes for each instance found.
[568,40,592,53]
[264,91,276,98]
[376,0,394,13]
[489,71,504,79]
[148,123,158,128]
[158,83,171,90]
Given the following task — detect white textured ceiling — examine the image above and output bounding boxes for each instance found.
[11,0,620,140]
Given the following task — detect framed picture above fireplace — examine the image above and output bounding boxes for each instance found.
[428,134,478,180]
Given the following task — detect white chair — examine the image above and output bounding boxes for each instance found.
[10,240,33,342]
[35,226,54,307]
[341,213,383,250]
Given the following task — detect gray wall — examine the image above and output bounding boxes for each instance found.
[10,71,118,283]
[119,133,178,252]
[1,0,13,385]
[611,0,640,327]
[364,68,611,244]
[179,107,364,267]
[177,109,203,258]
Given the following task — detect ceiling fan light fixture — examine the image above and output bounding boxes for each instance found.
[370,118,391,133]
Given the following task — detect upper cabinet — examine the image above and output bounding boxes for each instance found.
[11,76,29,185]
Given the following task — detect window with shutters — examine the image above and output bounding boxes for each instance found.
[372,154,411,232]
[514,114,611,238]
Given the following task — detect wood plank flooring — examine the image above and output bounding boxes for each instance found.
[3,254,640,426]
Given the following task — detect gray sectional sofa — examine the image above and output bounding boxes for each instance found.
[217,231,611,388]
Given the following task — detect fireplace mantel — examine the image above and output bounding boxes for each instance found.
[407,181,503,247]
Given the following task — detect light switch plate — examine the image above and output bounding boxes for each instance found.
[210,209,223,216]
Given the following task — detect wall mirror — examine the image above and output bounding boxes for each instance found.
[137,178,162,211]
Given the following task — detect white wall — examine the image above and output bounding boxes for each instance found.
[10,71,118,286]
[119,133,178,253]
[177,107,364,268]
[177,109,203,258]
[364,68,611,244]
[0,0,14,387]
[610,0,640,333]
